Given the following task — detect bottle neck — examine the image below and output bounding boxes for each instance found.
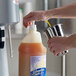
[29,23,37,32]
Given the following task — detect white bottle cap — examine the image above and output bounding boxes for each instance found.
[29,21,37,31]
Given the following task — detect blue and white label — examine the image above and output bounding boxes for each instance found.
[30,55,46,76]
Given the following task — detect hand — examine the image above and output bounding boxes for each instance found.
[23,11,47,27]
[48,36,71,56]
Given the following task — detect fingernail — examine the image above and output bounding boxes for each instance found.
[31,22,33,25]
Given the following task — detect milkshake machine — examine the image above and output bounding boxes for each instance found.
[0,0,19,76]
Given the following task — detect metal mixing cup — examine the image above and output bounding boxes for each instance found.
[45,24,68,56]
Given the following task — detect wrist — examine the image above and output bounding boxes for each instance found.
[44,8,62,19]
[44,10,54,20]
[43,10,49,20]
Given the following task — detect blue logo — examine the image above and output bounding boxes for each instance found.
[31,68,46,76]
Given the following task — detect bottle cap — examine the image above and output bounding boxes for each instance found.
[29,21,37,31]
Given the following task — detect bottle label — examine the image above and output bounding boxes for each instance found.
[30,55,46,76]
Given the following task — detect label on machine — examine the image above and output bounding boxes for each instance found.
[30,55,46,76]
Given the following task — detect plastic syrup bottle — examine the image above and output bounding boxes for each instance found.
[19,22,47,76]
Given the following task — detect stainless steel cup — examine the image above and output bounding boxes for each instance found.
[45,24,68,56]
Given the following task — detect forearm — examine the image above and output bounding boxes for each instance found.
[68,34,76,48]
[45,3,76,19]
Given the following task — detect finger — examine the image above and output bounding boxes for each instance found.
[28,22,33,25]
[53,50,55,53]
[49,46,55,53]
[54,51,58,56]
[51,50,57,56]
[54,50,60,56]
[23,20,33,28]
[23,16,33,26]
[23,21,28,28]
[24,25,28,28]
[23,19,28,27]
[57,53,60,56]
[48,41,54,48]
[23,18,34,28]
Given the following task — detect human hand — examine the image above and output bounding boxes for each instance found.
[23,11,47,28]
[48,36,71,56]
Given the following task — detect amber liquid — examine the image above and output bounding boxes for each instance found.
[19,43,47,76]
